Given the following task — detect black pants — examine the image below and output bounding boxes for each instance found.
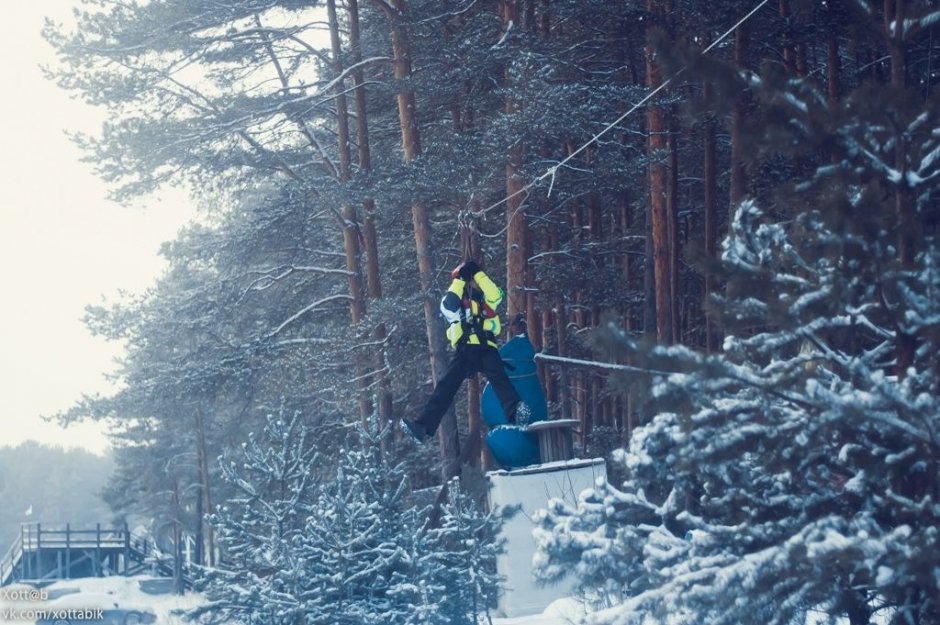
[417,343,521,436]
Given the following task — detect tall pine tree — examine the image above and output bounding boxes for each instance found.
[534,27,940,625]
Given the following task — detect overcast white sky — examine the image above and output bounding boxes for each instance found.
[0,2,194,455]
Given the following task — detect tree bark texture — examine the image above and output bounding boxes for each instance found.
[504,0,529,324]
[703,80,720,353]
[384,0,458,468]
[668,115,680,345]
[194,407,215,567]
[827,33,842,106]
[730,23,750,212]
[647,0,673,345]
[349,0,394,429]
[329,0,373,422]
[885,0,917,375]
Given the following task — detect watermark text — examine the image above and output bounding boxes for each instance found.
[1,607,105,622]
[0,587,49,602]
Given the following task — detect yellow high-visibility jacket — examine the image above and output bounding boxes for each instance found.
[440,270,504,348]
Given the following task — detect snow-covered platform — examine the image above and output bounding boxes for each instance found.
[487,457,606,618]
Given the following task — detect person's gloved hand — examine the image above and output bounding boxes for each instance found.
[450,262,466,280]
[459,260,480,281]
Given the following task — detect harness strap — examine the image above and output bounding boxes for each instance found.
[455,283,497,347]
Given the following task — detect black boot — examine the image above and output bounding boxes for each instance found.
[515,402,533,427]
[400,418,429,443]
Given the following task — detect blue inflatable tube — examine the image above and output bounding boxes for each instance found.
[481,335,548,469]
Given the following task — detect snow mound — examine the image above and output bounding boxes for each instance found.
[0,576,206,625]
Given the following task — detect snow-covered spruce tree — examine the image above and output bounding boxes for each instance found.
[188,409,324,624]
[287,431,503,625]
[533,53,940,625]
[417,484,504,625]
[190,415,502,625]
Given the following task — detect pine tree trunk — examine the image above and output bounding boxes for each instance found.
[523,0,536,31]
[647,0,673,344]
[194,407,214,566]
[827,33,841,106]
[887,0,913,266]
[541,308,556,404]
[194,482,203,566]
[525,228,541,347]
[382,0,458,469]
[668,114,680,345]
[795,25,808,76]
[461,219,487,470]
[574,303,588,438]
[328,0,372,422]
[507,84,536,344]
[730,23,750,213]
[703,80,720,353]
[570,181,587,431]
[643,206,656,337]
[467,375,485,470]
[590,369,602,435]
[885,0,917,375]
[389,5,421,159]
[328,0,352,182]
[256,11,372,418]
[349,0,394,429]
[171,480,184,596]
[619,190,634,434]
[780,0,798,74]
[350,0,377,290]
[503,0,529,323]
[779,0,806,76]
[886,0,908,90]
[545,223,563,412]
[554,291,571,418]
[587,148,605,431]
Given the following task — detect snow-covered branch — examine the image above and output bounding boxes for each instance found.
[491,20,513,49]
[267,294,354,338]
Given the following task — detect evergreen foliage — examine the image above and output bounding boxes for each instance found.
[41,0,940,619]
[190,413,502,625]
[0,443,113,554]
[533,34,940,625]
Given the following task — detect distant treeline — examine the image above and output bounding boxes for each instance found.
[0,441,113,555]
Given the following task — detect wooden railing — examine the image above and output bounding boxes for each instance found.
[0,523,179,587]
[19,524,127,549]
[0,532,23,586]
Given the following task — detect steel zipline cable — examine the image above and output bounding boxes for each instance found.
[462,0,773,236]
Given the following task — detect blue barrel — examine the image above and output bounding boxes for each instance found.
[481,335,548,468]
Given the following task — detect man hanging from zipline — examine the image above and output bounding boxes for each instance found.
[402,260,531,443]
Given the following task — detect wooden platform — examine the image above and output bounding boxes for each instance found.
[0,523,185,588]
[526,419,579,463]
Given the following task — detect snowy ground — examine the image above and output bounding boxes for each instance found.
[496,598,586,625]
[0,576,581,625]
[1,577,203,625]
